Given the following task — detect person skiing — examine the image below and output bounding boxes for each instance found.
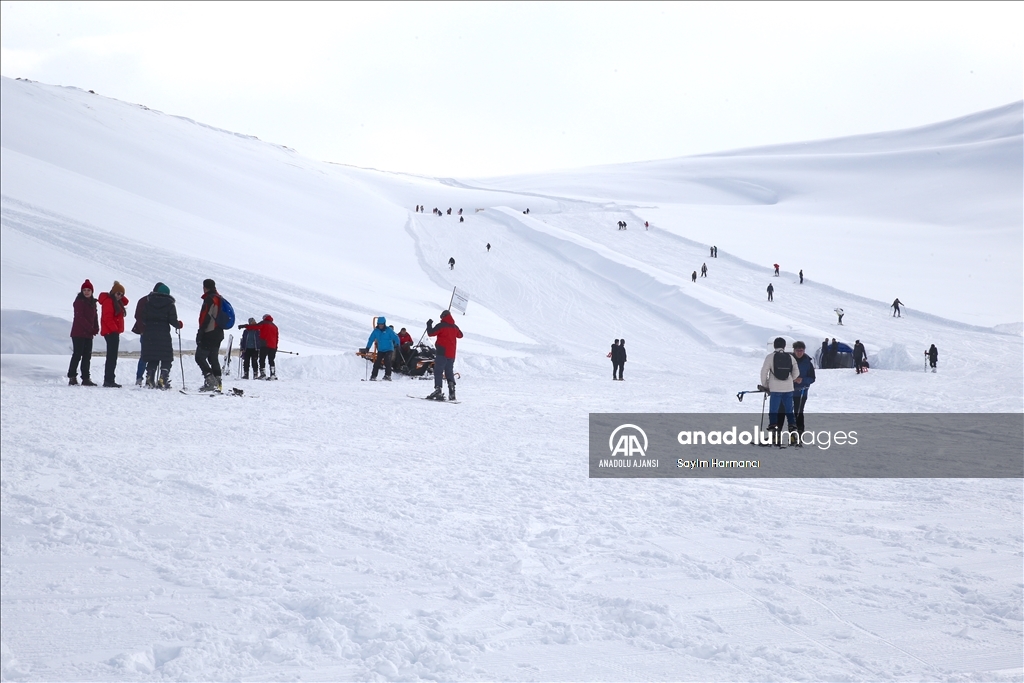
[891,298,904,317]
[799,269,804,284]
[927,344,938,371]
[131,288,150,385]
[820,338,830,369]
[195,278,225,392]
[644,221,649,230]
[365,316,400,381]
[835,307,844,325]
[486,243,491,252]
[760,337,801,446]
[68,280,99,386]
[141,283,183,389]
[692,271,698,283]
[98,281,129,388]
[773,263,780,276]
[701,263,708,277]
[853,339,868,374]
[612,339,627,380]
[767,283,774,301]
[238,318,260,379]
[426,310,463,400]
[448,257,455,270]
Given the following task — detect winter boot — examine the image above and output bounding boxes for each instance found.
[145,368,158,389]
[158,369,172,390]
[426,387,445,401]
[242,371,249,380]
[199,374,217,392]
[68,375,78,386]
[269,368,277,380]
[383,375,392,381]
[81,376,97,387]
[258,370,267,380]
[135,376,144,386]
[448,382,456,401]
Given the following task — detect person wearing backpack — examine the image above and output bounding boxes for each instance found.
[195,278,225,392]
[759,337,801,445]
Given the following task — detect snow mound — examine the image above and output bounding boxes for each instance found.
[872,343,921,371]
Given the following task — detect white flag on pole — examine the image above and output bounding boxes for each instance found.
[451,287,469,314]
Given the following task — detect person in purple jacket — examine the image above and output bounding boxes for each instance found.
[68,279,100,386]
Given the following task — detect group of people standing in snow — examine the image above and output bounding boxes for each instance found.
[68,278,278,392]
[363,310,462,401]
[608,339,627,380]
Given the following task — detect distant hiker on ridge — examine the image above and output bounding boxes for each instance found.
[799,269,804,284]
[773,263,780,277]
[767,283,774,301]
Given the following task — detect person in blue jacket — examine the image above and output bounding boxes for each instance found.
[365,316,401,381]
[785,340,816,439]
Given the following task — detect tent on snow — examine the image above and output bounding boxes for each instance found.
[815,341,854,369]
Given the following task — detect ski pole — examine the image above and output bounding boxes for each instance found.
[177,328,185,389]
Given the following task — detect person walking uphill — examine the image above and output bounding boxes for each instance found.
[98,281,129,387]
[365,316,400,381]
[68,280,100,386]
[141,283,183,389]
[927,344,938,371]
[760,337,801,446]
[426,310,463,400]
[195,279,225,392]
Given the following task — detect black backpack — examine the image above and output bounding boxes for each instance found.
[772,352,793,381]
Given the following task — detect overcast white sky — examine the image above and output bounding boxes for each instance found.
[1,1,1021,177]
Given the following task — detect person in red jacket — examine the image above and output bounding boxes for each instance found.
[68,280,100,386]
[425,309,463,400]
[98,281,129,388]
[257,314,279,379]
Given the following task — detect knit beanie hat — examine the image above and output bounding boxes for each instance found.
[111,281,125,296]
[81,279,94,292]
[155,283,170,296]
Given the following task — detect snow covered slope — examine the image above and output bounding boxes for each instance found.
[2,77,1022,680]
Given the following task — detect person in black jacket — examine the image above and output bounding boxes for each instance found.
[820,338,830,369]
[141,283,183,389]
[927,344,938,371]
[612,339,627,380]
[853,340,868,374]
[608,339,619,379]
